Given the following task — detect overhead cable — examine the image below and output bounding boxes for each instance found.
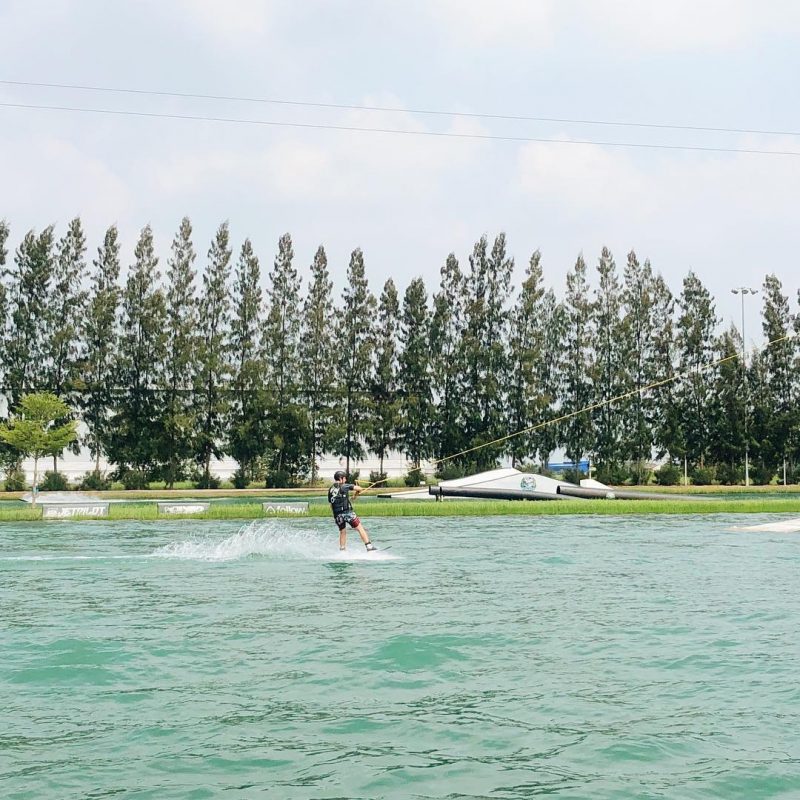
[2,78,798,138]
[1,101,799,157]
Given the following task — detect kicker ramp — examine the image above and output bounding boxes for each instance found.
[382,468,574,500]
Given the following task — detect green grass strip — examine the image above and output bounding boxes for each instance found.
[342,499,800,517]
[2,496,800,522]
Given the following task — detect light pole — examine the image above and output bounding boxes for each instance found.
[731,287,758,487]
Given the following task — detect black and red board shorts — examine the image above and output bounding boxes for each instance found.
[335,511,361,530]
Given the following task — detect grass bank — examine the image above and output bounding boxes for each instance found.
[624,484,800,495]
[2,497,800,522]
[0,487,328,502]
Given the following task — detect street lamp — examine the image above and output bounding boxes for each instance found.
[731,287,759,487]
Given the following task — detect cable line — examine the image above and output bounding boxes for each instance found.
[2,101,800,157]
[432,332,796,468]
[2,78,799,138]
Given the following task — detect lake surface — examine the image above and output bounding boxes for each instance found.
[2,515,800,799]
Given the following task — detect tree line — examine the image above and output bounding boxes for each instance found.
[1,217,798,488]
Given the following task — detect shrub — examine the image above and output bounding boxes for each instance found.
[716,463,744,486]
[369,470,388,485]
[121,470,150,490]
[78,471,112,491]
[3,468,26,491]
[561,467,586,485]
[520,463,555,478]
[594,463,629,486]
[750,463,775,486]
[404,468,423,487]
[690,465,716,486]
[195,473,221,490]
[654,463,681,486]
[265,469,289,489]
[232,468,249,490]
[40,471,70,491]
[627,462,653,486]
[436,463,467,480]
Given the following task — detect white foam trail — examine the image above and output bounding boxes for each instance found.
[151,520,399,562]
[729,517,800,533]
[0,554,149,562]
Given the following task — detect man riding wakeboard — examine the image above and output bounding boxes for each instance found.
[328,470,378,552]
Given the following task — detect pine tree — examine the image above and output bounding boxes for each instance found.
[484,234,514,465]
[759,275,796,477]
[48,218,89,471]
[619,251,663,481]
[675,271,719,468]
[589,247,626,474]
[228,238,268,483]
[747,349,775,484]
[430,253,466,474]
[533,291,566,466]
[108,225,167,480]
[398,277,432,473]
[366,279,400,479]
[335,248,376,473]
[160,218,198,487]
[299,245,335,483]
[460,233,513,470]
[507,250,546,467]
[5,226,55,406]
[560,254,593,469]
[793,290,800,474]
[0,221,9,397]
[193,222,232,486]
[649,274,680,462]
[460,236,488,466]
[48,217,87,400]
[710,326,746,481]
[262,233,306,483]
[81,225,122,472]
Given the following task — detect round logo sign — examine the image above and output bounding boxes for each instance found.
[520,475,537,491]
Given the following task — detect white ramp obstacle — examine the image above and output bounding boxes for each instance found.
[381,468,575,501]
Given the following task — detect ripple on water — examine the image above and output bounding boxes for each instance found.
[2,514,800,798]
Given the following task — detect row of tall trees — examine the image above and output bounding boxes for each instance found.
[1,217,798,486]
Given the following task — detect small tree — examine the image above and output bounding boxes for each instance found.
[0,393,78,505]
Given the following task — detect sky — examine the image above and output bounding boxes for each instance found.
[1,0,799,344]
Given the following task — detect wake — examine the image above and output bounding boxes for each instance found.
[151,520,399,562]
[0,554,146,562]
[729,517,800,533]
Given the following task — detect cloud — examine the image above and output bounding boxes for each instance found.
[514,136,800,318]
[426,0,556,46]
[517,139,650,219]
[0,134,131,232]
[426,0,800,52]
[0,0,72,58]
[517,136,799,226]
[147,98,487,203]
[174,0,274,44]
[580,0,800,52]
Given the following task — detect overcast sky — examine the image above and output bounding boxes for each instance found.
[2,0,799,342]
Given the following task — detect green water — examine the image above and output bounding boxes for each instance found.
[2,515,800,799]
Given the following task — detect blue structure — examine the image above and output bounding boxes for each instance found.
[547,460,589,474]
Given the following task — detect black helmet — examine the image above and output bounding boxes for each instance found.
[334,470,347,481]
